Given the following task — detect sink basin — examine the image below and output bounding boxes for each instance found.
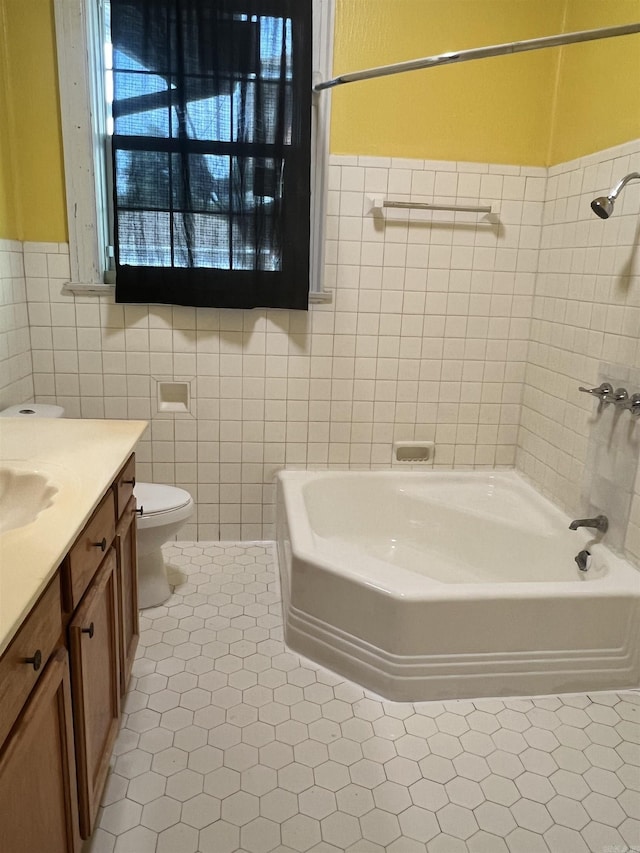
[0,466,59,534]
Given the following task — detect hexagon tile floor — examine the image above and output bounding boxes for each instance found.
[86,542,640,853]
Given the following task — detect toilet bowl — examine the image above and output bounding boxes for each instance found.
[134,482,194,609]
[0,403,195,610]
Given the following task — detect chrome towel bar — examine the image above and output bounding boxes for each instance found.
[380,200,493,214]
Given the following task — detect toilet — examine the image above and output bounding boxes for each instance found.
[0,403,194,609]
[134,481,194,608]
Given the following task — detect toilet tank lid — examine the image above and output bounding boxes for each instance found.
[134,482,193,514]
[0,403,65,418]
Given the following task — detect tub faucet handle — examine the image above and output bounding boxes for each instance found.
[578,382,613,401]
[612,387,629,406]
[622,393,640,416]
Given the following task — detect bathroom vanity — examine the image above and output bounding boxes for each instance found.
[0,418,147,852]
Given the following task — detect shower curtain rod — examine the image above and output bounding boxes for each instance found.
[313,22,640,92]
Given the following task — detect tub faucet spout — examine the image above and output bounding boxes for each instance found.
[569,515,608,533]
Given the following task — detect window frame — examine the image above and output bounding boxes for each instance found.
[54,0,334,304]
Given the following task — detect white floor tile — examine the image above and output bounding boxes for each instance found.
[92,541,640,853]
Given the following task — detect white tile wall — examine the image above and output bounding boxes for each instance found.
[0,238,33,409]
[21,157,543,541]
[516,140,640,565]
[10,143,640,558]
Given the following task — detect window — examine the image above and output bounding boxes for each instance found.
[110,0,311,309]
[54,0,333,306]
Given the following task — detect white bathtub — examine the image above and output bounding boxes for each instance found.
[276,470,640,701]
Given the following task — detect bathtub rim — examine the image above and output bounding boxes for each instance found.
[277,468,640,601]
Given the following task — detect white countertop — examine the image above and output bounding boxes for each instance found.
[0,418,147,655]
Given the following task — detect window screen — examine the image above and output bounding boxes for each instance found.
[110,0,311,309]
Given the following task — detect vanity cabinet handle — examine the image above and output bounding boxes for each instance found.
[25,649,42,671]
[92,537,107,552]
[135,506,144,516]
[82,623,95,639]
[122,477,136,487]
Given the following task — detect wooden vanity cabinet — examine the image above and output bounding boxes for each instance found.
[0,452,140,849]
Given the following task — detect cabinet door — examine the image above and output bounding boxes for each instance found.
[69,549,121,839]
[116,496,139,697]
[0,647,81,853]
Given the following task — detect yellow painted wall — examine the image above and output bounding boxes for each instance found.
[331,0,566,164]
[0,0,638,241]
[331,0,640,166]
[0,1,19,239]
[549,0,640,164]
[0,0,66,242]
[0,106,19,240]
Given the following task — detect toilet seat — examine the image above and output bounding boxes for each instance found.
[133,482,194,608]
[134,482,194,530]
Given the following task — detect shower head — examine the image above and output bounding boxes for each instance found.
[591,196,614,219]
[591,172,640,219]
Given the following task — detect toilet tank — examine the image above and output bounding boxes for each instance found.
[0,404,65,418]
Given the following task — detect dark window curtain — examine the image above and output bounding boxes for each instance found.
[111,0,311,309]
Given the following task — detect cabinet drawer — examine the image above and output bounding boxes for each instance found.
[114,454,136,520]
[68,490,116,609]
[0,576,62,746]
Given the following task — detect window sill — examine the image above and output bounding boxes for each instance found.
[61,280,332,305]
[62,282,115,296]
[309,290,333,304]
